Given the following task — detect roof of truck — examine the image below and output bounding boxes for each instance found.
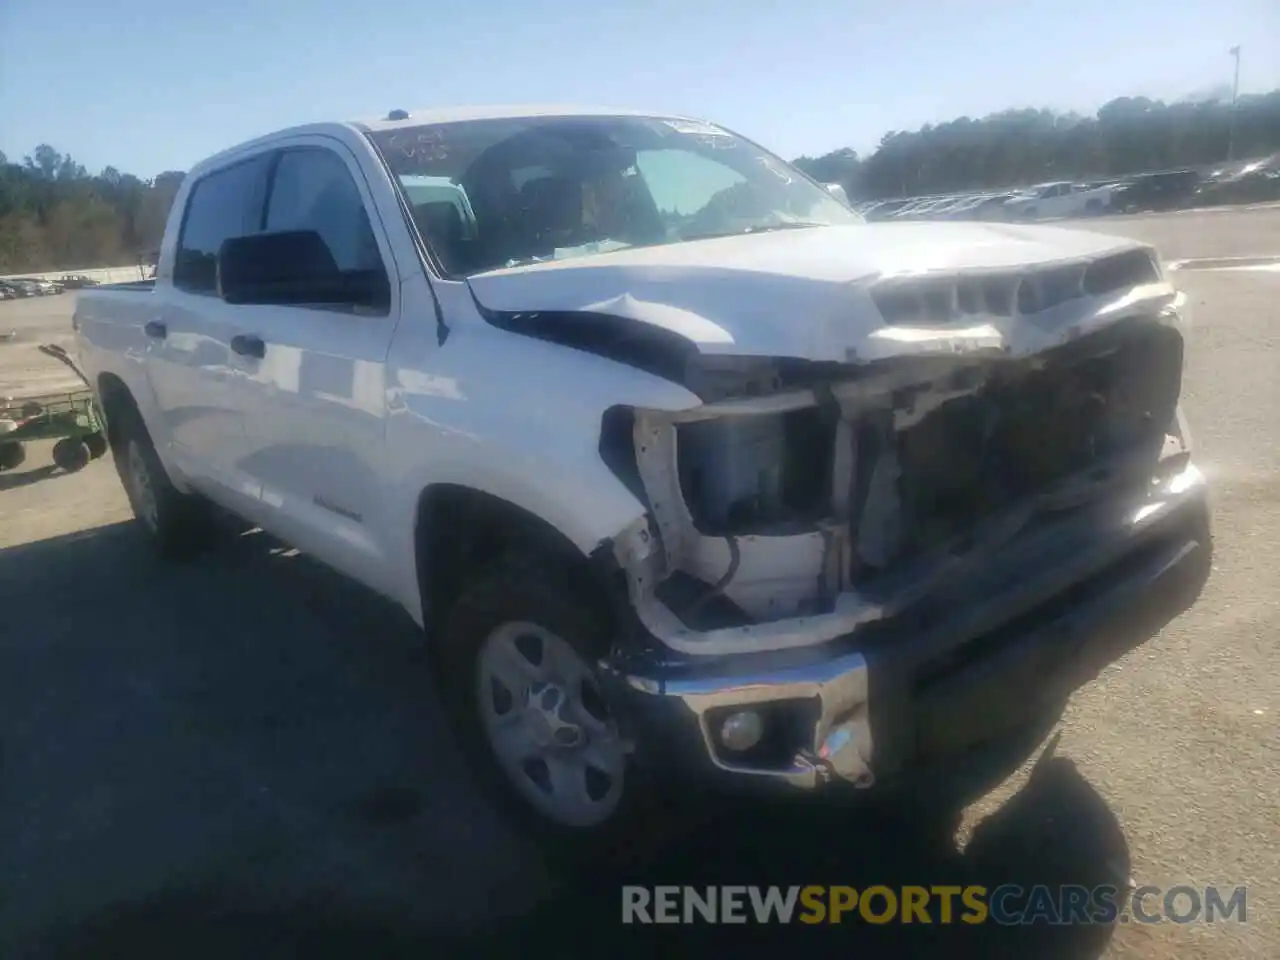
[349,104,698,133]
[189,105,708,178]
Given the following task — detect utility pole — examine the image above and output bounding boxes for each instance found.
[1227,45,1241,161]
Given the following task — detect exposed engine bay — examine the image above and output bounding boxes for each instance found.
[610,263,1191,657]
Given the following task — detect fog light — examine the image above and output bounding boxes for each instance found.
[719,711,764,752]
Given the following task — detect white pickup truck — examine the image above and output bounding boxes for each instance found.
[1003,180,1122,220]
[75,105,1211,861]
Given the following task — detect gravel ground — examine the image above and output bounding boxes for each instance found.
[0,209,1276,959]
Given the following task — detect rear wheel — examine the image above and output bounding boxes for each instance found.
[112,408,213,558]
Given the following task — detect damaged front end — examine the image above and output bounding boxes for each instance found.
[597,250,1210,792]
[609,251,1197,656]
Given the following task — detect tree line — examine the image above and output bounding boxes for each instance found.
[3,90,1278,273]
[0,145,184,274]
[794,91,1279,200]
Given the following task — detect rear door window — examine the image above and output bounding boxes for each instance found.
[173,157,270,293]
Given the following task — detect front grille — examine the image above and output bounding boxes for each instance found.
[872,318,1184,565]
[871,250,1160,327]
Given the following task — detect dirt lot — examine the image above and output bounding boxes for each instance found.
[1,209,1277,959]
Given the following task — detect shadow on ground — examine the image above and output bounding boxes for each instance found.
[19,756,1131,960]
[0,463,60,491]
[0,517,1206,960]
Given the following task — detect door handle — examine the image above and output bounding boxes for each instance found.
[230,334,266,359]
[143,320,167,339]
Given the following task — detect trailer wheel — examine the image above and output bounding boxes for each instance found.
[84,432,108,459]
[52,437,90,473]
[0,441,24,471]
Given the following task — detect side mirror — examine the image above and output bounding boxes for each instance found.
[217,230,387,308]
[824,183,850,206]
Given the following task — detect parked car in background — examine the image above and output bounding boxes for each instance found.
[0,283,17,300]
[1003,181,1120,220]
[1192,155,1280,207]
[890,197,950,219]
[59,274,101,289]
[1110,170,1200,213]
[2,279,41,297]
[911,196,967,219]
[822,183,853,207]
[863,198,912,220]
[9,277,62,295]
[930,195,994,219]
[968,193,1015,221]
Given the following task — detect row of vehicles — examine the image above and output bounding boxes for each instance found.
[1,278,61,298]
[856,180,1128,223]
[853,153,1280,223]
[0,274,100,299]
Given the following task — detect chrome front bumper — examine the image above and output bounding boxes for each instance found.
[605,462,1211,794]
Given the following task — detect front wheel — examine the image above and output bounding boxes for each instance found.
[439,561,669,867]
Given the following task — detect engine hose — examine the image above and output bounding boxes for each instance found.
[684,534,741,619]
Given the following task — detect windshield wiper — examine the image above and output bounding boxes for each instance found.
[680,221,830,242]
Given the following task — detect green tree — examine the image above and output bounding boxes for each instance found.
[799,90,1280,201]
[0,145,185,272]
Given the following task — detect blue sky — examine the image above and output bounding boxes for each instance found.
[3,0,1276,179]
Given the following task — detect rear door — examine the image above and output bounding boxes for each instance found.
[227,139,402,592]
[1040,183,1074,217]
[146,155,270,506]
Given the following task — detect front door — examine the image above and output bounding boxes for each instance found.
[229,140,402,595]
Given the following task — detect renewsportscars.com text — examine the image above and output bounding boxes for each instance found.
[621,884,1247,926]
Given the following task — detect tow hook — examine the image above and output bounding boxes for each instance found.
[810,721,877,788]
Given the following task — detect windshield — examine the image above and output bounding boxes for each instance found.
[366,114,863,277]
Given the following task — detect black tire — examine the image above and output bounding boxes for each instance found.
[437,558,676,870]
[52,437,90,473]
[84,431,108,459]
[0,440,24,471]
[110,405,213,559]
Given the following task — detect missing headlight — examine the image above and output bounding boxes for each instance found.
[677,407,835,534]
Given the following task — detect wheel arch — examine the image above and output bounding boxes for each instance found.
[96,371,138,455]
[413,483,625,637]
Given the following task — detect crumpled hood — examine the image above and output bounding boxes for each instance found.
[465,221,1168,363]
